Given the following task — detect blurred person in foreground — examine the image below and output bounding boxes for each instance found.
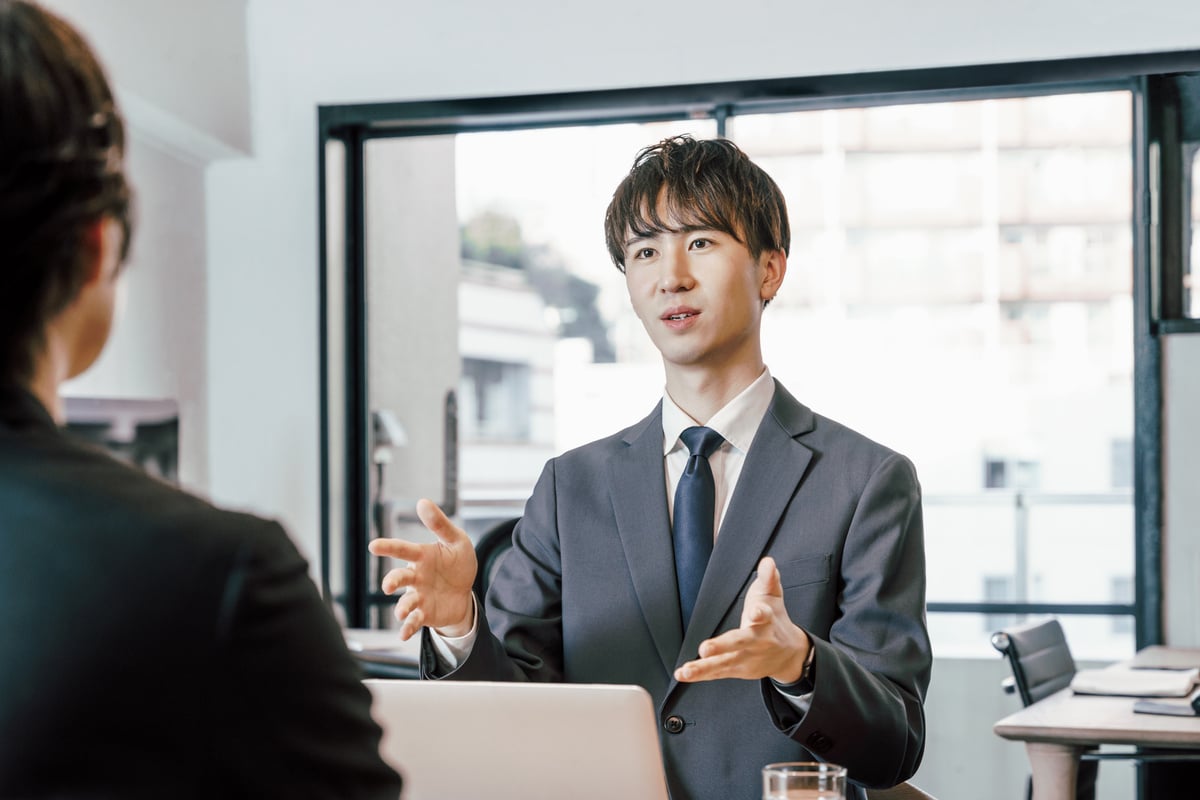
[372,134,931,800]
[0,2,401,796]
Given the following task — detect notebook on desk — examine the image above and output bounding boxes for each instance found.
[364,679,671,800]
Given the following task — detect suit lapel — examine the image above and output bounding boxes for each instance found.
[675,382,815,668]
[607,403,684,675]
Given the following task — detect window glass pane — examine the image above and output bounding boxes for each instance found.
[733,92,1134,659]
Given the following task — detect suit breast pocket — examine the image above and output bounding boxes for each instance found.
[776,554,832,589]
[725,554,834,633]
[738,553,832,598]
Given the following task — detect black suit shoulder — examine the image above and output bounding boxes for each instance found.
[0,417,401,798]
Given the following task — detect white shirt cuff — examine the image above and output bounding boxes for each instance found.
[426,593,480,673]
[773,685,815,715]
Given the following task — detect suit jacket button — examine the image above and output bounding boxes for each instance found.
[806,731,833,753]
[664,715,685,734]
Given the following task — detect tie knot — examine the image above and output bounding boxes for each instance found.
[680,426,724,459]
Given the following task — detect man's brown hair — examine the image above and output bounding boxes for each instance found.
[603,135,790,273]
[0,0,132,383]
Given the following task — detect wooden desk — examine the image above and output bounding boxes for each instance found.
[994,647,1200,800]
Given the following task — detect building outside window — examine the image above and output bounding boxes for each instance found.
[459,357,531,442]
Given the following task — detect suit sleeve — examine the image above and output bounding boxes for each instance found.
[761,453,931,789]
[420,460,565,682]
[216,519,403,799]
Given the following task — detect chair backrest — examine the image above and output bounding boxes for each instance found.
[866,782,938,800]
[471,517,518,600]
[991,618,1077,706]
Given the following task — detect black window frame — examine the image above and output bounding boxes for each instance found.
[319,52,1200,646]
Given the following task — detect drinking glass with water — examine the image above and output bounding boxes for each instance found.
[762,762,847,799]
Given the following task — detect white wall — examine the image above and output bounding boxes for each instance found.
[1164,334,1200,646]
[43,0,251,158]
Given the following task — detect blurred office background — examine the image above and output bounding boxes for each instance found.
[47,2,1200,798]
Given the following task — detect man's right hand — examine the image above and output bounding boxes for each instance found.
[367,498,477,640]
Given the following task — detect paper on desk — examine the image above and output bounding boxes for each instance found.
[1071,666,1200,697]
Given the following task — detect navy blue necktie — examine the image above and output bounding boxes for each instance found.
[673,426,724,630]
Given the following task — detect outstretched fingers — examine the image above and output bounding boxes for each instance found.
[380,565,416,595]
[416,498,466,546]
[368,536,422,562]
[395,599,425,640]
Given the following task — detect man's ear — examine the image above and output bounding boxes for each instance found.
[79,217,122,286]
[759,249,787,303]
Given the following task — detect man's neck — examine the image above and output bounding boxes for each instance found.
[27,345,67,424]
[663,361,765,424]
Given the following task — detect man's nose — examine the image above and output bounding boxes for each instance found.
[658,245,694,292]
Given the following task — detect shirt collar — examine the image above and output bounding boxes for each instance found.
[662,368,775,456]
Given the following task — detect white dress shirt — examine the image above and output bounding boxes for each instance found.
[661,367,775,536]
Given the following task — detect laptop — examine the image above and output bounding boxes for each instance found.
[364,679,671,800]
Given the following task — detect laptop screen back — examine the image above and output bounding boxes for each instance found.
[364,679,671,800]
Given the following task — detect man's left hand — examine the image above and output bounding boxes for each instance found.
[674,556,811,684]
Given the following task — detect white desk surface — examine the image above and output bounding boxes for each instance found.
[994,686,1200,748]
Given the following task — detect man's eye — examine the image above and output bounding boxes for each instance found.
[634,247,655,259]
[690,238,711,250]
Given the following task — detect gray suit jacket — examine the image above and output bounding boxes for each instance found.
[424,381,931,800]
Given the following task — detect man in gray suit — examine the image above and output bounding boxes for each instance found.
[371,136,931,800]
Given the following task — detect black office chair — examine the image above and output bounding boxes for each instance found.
[992,618,1099,800]
[472,517,518,601]
[991,618,1080,706]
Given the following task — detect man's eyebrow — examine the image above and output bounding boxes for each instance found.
[624,224,720,249]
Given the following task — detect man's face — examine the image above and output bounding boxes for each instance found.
[622,207,785,380]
